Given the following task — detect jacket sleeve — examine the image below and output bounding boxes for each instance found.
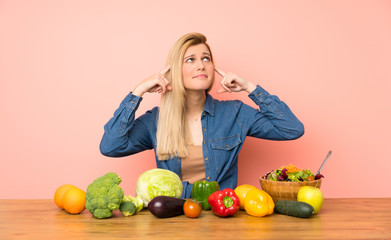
[243,85,304,140]
[99,92,155,157]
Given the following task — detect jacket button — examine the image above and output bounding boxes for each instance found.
[226,144,229,147]
[203,128,206,131]
[205,157,208,161]
[207,176,210,180]
[203,141,206,144]
[131,101,135,104]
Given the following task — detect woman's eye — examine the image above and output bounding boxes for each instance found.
[185,56,210,63]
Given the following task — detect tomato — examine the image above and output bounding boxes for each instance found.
[306,175,315,181]
[183,199,202,218]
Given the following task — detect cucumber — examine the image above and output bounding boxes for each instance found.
[274,200,314,218]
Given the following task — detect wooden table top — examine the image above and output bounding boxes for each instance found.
[0,198,390,239]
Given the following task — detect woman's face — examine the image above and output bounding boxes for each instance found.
[182,44,214,91]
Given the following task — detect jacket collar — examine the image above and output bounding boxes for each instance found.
[203,94,215,116]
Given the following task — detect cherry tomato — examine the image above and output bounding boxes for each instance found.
[306,175,315,181]
[183,199,202,218]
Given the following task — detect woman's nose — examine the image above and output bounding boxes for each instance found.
[196,60,205,70]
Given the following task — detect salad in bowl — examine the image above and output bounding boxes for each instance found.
[263,164,324,182]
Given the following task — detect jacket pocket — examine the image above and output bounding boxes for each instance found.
[211,135,241,150]
[211,135,242,175]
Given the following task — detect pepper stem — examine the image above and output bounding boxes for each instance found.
[223,196,233,208]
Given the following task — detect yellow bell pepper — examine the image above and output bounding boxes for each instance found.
[244,188,274,217]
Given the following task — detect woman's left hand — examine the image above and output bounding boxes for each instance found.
[215,68,256,94]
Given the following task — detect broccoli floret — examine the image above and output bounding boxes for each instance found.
[124,195,144,213]
[85,172,124,219]
[119,195,144,216]
[92,208,113,219]
[119,200,136,216]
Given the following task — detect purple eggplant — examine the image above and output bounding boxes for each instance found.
[148,196,186,218]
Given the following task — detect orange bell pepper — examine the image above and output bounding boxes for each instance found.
[244,188,274,217]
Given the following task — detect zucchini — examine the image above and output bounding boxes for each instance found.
[274,200,314,218]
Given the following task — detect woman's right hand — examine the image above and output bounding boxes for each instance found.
[133,65,171,97]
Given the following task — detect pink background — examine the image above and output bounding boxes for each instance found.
[1,1,390,199]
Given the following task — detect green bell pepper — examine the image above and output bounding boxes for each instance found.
[192,180,220,210]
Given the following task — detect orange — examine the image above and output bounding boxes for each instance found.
[63,187,86,214]
[54,184,77,209]
[234,184,258,210]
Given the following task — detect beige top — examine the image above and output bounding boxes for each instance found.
[181,145,205,184]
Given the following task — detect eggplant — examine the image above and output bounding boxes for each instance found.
[148,196,186,218]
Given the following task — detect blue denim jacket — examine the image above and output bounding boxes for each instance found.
[100,85,304,198]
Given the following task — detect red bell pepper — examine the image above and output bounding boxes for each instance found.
[208,188,240,217]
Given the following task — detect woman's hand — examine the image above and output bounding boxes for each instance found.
[133,65,172,97]
[215,67,256,94]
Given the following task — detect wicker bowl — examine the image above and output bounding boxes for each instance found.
[260,177,322,202]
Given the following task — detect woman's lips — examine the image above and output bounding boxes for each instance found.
[193,74,208,78]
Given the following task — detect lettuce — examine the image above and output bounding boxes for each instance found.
[136,168,183,207]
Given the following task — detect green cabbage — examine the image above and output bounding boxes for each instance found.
[136,168,183,206]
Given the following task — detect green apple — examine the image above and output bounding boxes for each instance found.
[297,186,324,214]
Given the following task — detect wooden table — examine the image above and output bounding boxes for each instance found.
[0,198,390,239]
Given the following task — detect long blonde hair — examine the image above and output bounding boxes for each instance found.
[156,32,214,160]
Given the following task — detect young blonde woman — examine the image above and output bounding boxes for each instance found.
[100,32,304,198]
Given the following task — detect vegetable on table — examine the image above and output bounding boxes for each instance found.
[148,196,186,218]
[274,200,314,218]
[136,168,183,207]
[208,188,240,217]
[119,200,136,216]
[192,180,219,210]
[119,195,144,216]
[123,195,144,213]
[183,199,202,218]
[244,188,274,217]
[234,184,257,210]
[85,172,125,219]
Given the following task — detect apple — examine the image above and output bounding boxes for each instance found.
[297,186,324,214]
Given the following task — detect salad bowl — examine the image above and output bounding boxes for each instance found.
[260,177,322,202]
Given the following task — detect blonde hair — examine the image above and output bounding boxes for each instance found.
[156,32,213,160]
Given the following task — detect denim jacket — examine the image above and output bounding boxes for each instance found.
[100,85,304,198]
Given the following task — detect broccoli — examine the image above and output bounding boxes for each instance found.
[85,172,124,219]
[119,200,136,216]
[125,195,144,213]
[119,195,144,216]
